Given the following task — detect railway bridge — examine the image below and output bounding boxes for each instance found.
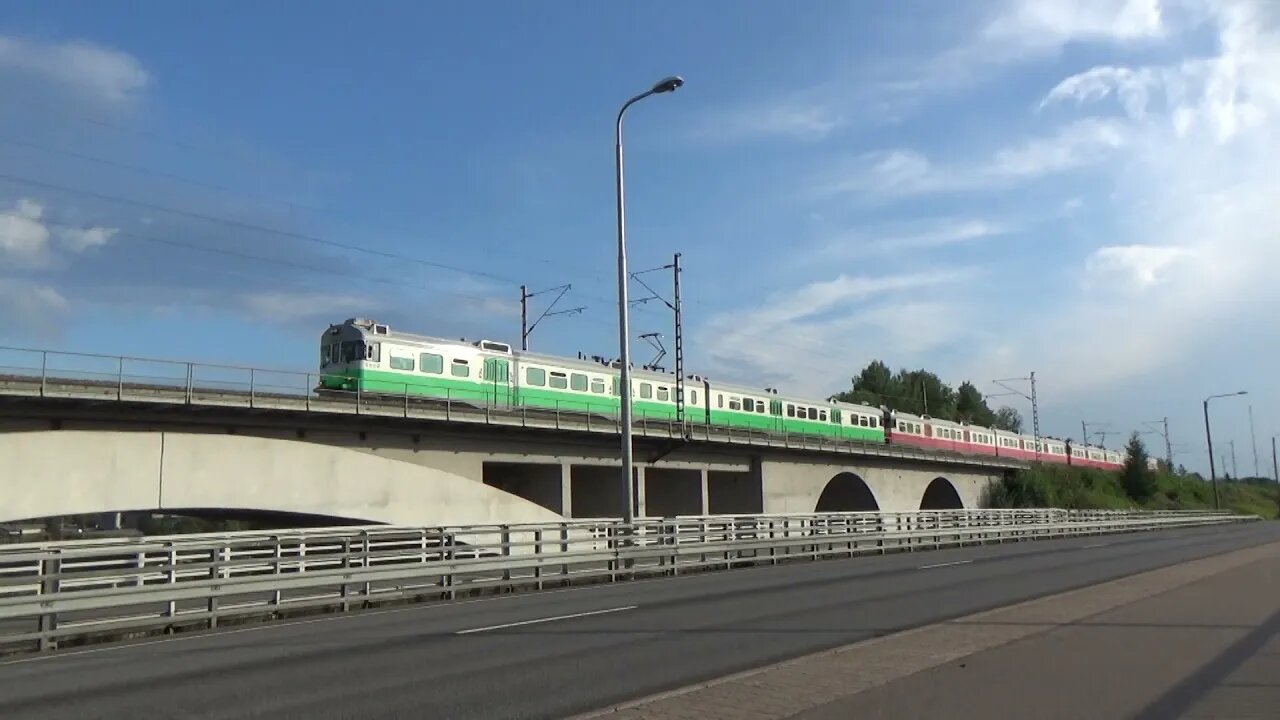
[0,347,1025,526]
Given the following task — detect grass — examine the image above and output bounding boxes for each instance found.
[986,465,1279,519]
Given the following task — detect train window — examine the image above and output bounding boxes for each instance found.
[717,394,723,408]
[727,399,739,411]
[549,372,568,389]
[570,373,588,392]
[787,404,795,417]
[339,341,355,363]
[690,390,698,405]
[758,401,767,413]
[526,367,546,386]
[364,342,381,362]
[819,410,828,422]
[451,359,470,378]
[321,345,331,365]
[657,387,669,401]
[390,355,415,371]
[806,408,816,420]
[859,416,868,427]
[640,383,652,399]
[591,379,606,394]
[420,353,444,374]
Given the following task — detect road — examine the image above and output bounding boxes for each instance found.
[0,522,1275,719]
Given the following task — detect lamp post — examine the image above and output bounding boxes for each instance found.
[1203,390,1247,510]
[616,75,683,523]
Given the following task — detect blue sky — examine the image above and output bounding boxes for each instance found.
[1,1,1278,476]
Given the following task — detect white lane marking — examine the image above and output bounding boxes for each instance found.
[1082,542,1111,549]
[918,560,974,570]
[455,605,637,635]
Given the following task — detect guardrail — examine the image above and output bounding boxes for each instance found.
[0,346,1025,469]
[0,509,1254,654]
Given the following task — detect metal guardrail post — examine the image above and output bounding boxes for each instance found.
[185,363,193,404]
[37,553,61,651]
[116,356,124,400]
[165,543,177,620]
[39,350,47,397]
[533,528,543,590]
[501,525,512,583]
[207,546,222,629]
[305,374,312,411]
[249,369,256,408]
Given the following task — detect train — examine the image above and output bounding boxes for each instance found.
[318,317,1126,470]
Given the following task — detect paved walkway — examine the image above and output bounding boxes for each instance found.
[577,536,1280,719]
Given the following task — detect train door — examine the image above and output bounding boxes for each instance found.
[483,357,510,408]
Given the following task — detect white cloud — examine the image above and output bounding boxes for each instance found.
[56,226,118,252]
[240,292,380,324]
[962,0,1280,400]
[984,0,1165,50]
[829,118,1129,199]
[0,197,118,265]
[0,278,70,336]
[0,35,148,104]
[0,198,51,266]
[704,102,844,143]
[820,218,1010,258]
[1086,244,1194,289]
[699,269,974,395]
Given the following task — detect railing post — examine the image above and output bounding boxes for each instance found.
[165,543,177,620]
[356,377,362,414]
[305,373,312,411]
[39,350,47,397]
[340,537,352,612]
[249,368,256,408]
[533,528,544,590]
[37,553,61,651]
[501,525,512,584]
[185,363,193,404]
[445,388,451,422]
[404,383,410,417]
[117,356,124,400]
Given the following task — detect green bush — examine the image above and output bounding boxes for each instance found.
[985,464,1277,518]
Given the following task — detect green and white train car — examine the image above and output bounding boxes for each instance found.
[319,318,885,443]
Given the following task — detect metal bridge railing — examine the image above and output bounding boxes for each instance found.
[0,346,1024,469]
[0,508,1253,654]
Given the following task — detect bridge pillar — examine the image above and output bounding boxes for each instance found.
[635,465,646,518]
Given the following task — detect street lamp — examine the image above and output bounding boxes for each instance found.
[1203,390,1247,510]
[616,75,683,524]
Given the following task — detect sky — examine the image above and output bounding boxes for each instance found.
[0,0,1277,477]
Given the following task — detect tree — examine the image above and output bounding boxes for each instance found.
[992,406,1023,433]
[955,381,997,426]
[1121,432,1157,502]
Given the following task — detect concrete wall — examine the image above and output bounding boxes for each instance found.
[644,468,707,518]
[0,430,563,526]
[482,461,569,515]
[759,459,999,513]
[707,470,762,514]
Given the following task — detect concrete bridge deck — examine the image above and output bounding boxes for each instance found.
[0,350,1023,524]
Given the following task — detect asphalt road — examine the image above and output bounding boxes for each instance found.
[1,522,1276,720]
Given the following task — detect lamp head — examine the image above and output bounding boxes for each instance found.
[651,76,684,94]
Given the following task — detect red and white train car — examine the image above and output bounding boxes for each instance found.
[886,410,1125,470]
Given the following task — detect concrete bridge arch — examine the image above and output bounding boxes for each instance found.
[0,430,563,526]
[919,476,964,510]
[814,472,880,512]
